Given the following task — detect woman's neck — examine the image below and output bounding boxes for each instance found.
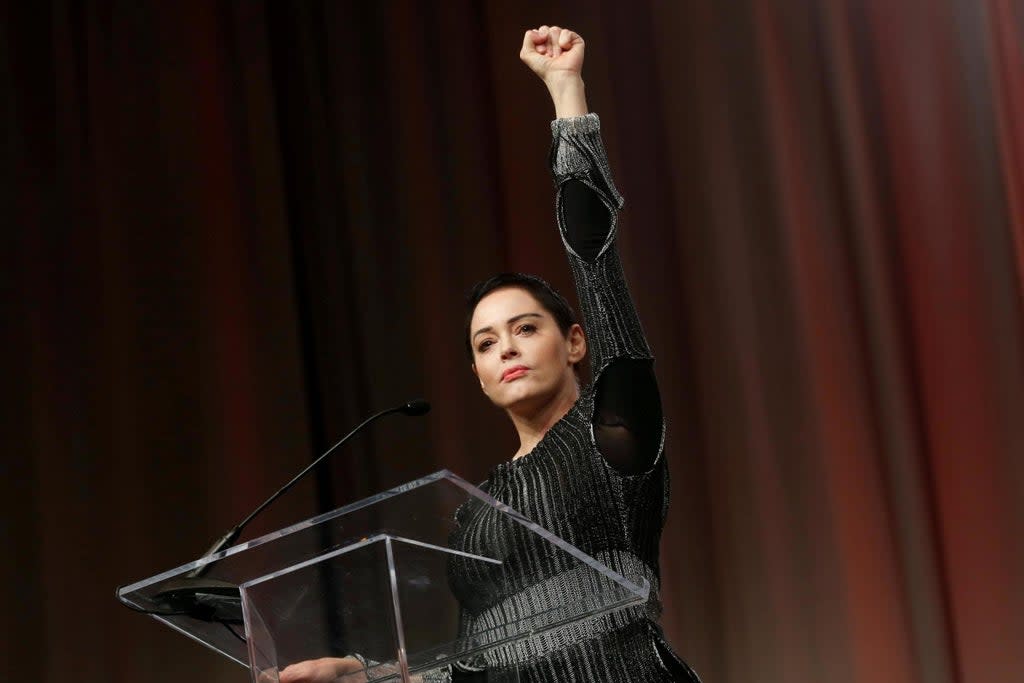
[508,381,580,460]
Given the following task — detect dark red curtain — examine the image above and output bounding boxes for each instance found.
[5,2,1022,682]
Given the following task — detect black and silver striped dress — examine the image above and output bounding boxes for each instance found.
[443,114,701,683]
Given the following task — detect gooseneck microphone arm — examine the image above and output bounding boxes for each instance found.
[191,398,432,574]
[118,399,430,624]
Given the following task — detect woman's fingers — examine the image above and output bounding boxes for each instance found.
[521,30,535,54]
[279,657,366,683]
[535,28,548,55]
[522,28,548,58]
[521,25,583,75]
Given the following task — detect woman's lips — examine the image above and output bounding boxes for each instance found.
[502,366,529,382]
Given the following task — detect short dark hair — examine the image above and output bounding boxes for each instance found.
[464,273,578,359]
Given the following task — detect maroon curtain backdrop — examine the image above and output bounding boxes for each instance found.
[5,2,1022,682]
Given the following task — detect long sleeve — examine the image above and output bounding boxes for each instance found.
[550,114,664,474]
[550,114,651,373]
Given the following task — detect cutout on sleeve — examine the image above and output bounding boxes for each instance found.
[561,179,613,262]
[593,359,663,475]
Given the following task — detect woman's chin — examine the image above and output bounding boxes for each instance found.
[500,384,562,415]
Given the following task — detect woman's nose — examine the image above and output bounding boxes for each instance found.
[500,339,519,360]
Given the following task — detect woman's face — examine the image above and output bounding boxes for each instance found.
[469,287,585,413]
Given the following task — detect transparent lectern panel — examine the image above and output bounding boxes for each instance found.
[244,595,278,679]
[117,471,649,682]
[242,538,399,681]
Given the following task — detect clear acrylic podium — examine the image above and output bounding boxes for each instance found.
[117,470,650,682]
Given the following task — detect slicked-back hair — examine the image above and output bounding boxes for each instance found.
[464,273,579,359]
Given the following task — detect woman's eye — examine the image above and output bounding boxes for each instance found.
[518,324,536,335]
[477,340,494,353]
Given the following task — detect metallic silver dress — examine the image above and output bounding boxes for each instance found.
[442,114,701,683]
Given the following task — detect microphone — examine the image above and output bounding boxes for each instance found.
[400,398,430,416]
[126,398,431,624]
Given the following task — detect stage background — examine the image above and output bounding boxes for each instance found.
[4,1,1023,682]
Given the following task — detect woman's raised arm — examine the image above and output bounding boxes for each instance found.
[522,27,665,475]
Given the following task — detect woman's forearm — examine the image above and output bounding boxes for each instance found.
[546,74,589,119]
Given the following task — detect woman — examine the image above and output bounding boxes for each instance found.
[281,25,700,683]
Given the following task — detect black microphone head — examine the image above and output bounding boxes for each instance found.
[401,399,431,416]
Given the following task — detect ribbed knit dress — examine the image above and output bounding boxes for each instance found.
[441,114,701,683]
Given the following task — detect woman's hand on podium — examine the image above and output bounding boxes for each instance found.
[274,656,367,683]
[268,657,425,683]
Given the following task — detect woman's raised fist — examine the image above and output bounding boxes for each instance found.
[520,26,585,83]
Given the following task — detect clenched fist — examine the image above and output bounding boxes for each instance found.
[520,25,589,118]
[520,25,585,83]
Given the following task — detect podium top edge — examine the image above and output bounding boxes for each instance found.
[118,469,473,596]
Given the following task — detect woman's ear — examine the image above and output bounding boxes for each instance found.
[471,363,486,392]
[567,323,586,364]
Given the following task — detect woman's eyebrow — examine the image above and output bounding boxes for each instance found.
[472,312,543,341]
